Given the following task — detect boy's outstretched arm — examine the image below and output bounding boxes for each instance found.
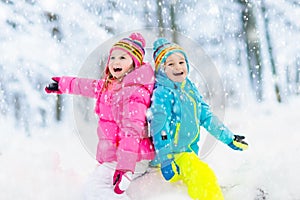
[199,96,248,151]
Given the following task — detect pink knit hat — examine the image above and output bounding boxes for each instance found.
[105,33,146,75]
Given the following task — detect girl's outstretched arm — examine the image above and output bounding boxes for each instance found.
[58,76,103,98]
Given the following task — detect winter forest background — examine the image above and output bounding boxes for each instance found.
[1,0,300,199]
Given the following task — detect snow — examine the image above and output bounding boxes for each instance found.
[1,97,300,199]
[1,0,300,199]
[208,97,300,199]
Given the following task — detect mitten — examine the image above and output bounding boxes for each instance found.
[228,135,248,151]
[161,159,180,181]
[113,170,133,194]
[45,77,62,94]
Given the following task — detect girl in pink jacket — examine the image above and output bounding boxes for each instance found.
[45,33,155,199]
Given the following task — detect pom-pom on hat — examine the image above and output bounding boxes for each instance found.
[153,38,189,72]
[109,32,146,68]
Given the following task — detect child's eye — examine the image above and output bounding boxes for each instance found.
[110,56,115,60]
[167,63,174,67]
[120,56,126,59]
[179,61,185,65]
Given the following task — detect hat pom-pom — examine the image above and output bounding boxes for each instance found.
[129,32,146,48]
[153,38,169,51]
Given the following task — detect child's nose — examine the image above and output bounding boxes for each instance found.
[112,59,120,64]
[174,63,180,70]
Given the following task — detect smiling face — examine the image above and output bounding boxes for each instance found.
[164,52,188,82]
[108,49,134,80]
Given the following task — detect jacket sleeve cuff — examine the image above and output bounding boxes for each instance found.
[59,76,76,93]
[116,137,139,172]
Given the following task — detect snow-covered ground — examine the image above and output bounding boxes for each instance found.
[1,96,300,200]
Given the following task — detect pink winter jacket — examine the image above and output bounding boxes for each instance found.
[58,62,155,172]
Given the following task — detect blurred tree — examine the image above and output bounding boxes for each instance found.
[170,1,178,42]
[154,0,182,41]
[44,11,63,42]
[238,0,264,102]
[43,12,64,120]
[296,57,300,95]
[261,0,282,102]
[156,0,165,36]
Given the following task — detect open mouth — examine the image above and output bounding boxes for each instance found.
[173,72,184,76]
[113,67,122,72]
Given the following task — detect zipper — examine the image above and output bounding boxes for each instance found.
[179,81,200,151]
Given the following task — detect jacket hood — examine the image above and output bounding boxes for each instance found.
[155,67,186,89]
[111,62,155,94]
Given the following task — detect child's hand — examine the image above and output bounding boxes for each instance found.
[45,77,62,94]
[228,135,248,151]
[161,159,180,181]
[113,169,133,194]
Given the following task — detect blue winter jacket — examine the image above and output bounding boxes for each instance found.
[148,69,234,165]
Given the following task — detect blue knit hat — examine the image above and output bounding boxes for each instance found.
[153,38,189,72]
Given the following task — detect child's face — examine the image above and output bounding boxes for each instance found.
[164,52,188,82]
[108,49,134,79]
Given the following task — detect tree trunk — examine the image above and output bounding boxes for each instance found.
[56,94,62,121]
[239,0,264,102]
[156,0,164,36]
[143,1,151,27]
[296,58,300,95]
[261,0,282,102]
[170,3,178,43]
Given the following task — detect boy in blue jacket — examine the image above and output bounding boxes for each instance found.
[147,38,248,200]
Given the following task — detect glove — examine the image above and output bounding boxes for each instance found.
[228,135,248,151]
[113,170,133,194]
[45,77,62,94]
[161,159,180,181]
